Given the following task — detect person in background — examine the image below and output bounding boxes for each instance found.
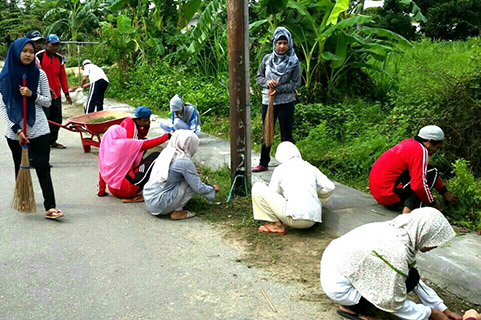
[144,130,219,220]
[25,30,44,67]
[251,141,335,235]
[369,125,457,214]
[159,94,201,136]
[251,26,301,173]
[79,59,109,114]
[97,124,170,201]
[120,106,152,140]
[36,34,72,149]
[321,207,462,320]
[0,38,63,219]
[464,310,481,320]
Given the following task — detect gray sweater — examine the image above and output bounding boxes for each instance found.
[143,157,215,214]
[256,54,301,105]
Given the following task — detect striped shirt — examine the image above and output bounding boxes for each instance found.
[1,69,51,140]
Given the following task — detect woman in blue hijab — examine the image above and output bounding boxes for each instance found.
[252,27,301,173]
[0,38,63,219]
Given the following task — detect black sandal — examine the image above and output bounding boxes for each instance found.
[337,309,362,320]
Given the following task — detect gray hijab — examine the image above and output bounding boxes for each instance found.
[328,208,455,312]
[266,27,299,79]
[169,94,199,125]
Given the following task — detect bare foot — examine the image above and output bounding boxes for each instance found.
[260,222,285,233]
[170,210,196,220]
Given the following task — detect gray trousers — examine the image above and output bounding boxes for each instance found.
[146,181,194,215]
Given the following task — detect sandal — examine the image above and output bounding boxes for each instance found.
[258,225,286,235]
[337,309,362,320]
[171,210,196,220]
[51,142,66,149]
[121,195,144,203]
[45,209,64,219]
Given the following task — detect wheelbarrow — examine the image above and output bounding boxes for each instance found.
[48,110,130,153]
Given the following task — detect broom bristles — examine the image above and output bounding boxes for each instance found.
[12,147,36,213]
[264,91,275,147]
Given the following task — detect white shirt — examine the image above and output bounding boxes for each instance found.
[269,158,335,222]
[83,64,109,83]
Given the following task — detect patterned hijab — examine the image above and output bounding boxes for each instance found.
[329,208,455,312]
[265,27,299,78]
[149,130,200,184]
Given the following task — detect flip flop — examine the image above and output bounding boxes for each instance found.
[258,225,286,235]
[171,210,196,220]
[51,142,66,149]
[45,209,64,219]
[121,195,144,203]
[337,309,362,320]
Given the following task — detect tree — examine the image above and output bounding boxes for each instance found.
[374,0,418,41]
[417,0,481,40]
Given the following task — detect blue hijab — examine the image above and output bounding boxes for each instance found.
[266,27,299,78]
[0,38,40,129]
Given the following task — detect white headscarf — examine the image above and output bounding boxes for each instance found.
[149,130,200,184]
[329,208,455,312]
[275,141,301,163]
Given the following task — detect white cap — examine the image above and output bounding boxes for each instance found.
[82,59,91,66]
[418,125,444,141]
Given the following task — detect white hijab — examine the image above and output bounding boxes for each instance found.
[149,130,200,184]
[330,208,455,312]
[275,141,301,163]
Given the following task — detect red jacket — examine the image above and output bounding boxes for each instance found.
[36,50,69,99]
[120,117,149,139]
[369,139,445,205]
[97,133,169,198]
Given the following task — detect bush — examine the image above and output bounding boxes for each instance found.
[445,160,481,230]
[107,62,230,117]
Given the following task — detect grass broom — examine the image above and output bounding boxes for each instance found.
[263,88,275,147]
[11,73,36,213]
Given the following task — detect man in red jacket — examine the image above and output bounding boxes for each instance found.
[369,125,457,214]
[36,34,72,149]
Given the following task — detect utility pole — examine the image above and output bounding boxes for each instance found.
[227,0,251,196]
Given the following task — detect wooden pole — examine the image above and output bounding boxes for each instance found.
[227,0,251,195]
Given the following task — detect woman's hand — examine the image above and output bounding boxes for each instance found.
[267,80,278,89]
[430,309,450,320]
[19,86,32,97]
[443,192,458,206]
[213,184,220,193]
[17,131,30,145]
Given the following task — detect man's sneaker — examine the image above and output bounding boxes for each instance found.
[251,165,268,172]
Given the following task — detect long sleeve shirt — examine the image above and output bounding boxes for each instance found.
[36,50,69,99]
[1,69,51,140]
[369,139,445,206]
[97,133,169,196]
[256,54,301,105]
[143,157,215,215]
[269,158,335,222]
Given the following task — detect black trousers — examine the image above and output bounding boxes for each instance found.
[7,134,56,211]
[43,97,62,145]
[349,268,420,314]
[84,79,109,114]
[390,165,440,210]
[259,101,295,167]
[125,152,160,191]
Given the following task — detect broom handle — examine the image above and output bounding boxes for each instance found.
[22,74,27,138]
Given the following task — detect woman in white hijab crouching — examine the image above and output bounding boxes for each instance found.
[251,141,335,235]
[320,207,462,320]
[159,94,201,137]
[143,130,219,220]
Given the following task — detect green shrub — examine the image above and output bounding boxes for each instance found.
[445,159,481,230]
